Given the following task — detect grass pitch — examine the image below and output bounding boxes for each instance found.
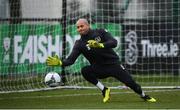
[0,88,180,109]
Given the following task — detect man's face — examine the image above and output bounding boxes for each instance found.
[76,20,90,35]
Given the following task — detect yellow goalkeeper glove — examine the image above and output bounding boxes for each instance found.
[87,40,104,48]
[46,55,62,66]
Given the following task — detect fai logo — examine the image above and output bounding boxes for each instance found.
[125,31,138,65]
[95,36,101,42]
[3,37,10,51]
[3,37,11,63]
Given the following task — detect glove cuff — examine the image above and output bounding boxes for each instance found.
[99,43,104,48]
[58,60,62,66]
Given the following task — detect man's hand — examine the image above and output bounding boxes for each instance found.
[46,55,62,66]
[87,40,104,48]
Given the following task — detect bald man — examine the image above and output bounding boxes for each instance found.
[46,18,156,103]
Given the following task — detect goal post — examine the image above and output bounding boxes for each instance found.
[0,0,180,93]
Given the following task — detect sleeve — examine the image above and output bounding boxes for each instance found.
[99,29,117,48]
[62,41,81,66]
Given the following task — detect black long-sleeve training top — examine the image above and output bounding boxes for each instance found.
[62,29,120,66]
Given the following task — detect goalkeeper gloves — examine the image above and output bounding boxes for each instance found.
[46,55,62,66]
[87,40,104,48]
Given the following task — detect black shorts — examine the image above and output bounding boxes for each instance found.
[82,64,134,84]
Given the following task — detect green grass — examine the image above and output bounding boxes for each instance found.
[0,88,180,109]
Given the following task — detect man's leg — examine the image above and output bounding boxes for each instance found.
[110,64,156,102]
[112,65,143,95]
[81,66,102,88]
[81,65,110,103]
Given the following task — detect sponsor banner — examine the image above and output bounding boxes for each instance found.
[0,24,122,74]
[122,24,180,74]
[0,24,83,74]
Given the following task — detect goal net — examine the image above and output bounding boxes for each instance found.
[0,0,179,92]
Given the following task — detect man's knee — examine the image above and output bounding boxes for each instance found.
[81,66,98,85]
[81,66,92,77]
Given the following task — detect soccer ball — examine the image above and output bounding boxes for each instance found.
[44,72,61,87]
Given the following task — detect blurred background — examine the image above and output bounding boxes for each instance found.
[0,0,179,22]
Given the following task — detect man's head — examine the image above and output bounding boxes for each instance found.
[76,18,90,35]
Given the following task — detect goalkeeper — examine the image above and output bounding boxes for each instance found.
[46,18,156,103]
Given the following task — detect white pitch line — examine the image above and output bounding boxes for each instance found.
[0,89,179,100]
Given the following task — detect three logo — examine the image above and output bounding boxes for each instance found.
[125,31,138,65]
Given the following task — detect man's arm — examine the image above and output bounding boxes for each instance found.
[99,29,117,48]
[87,29,117,49]
[46,41,81,67]
[62,41,81,66]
